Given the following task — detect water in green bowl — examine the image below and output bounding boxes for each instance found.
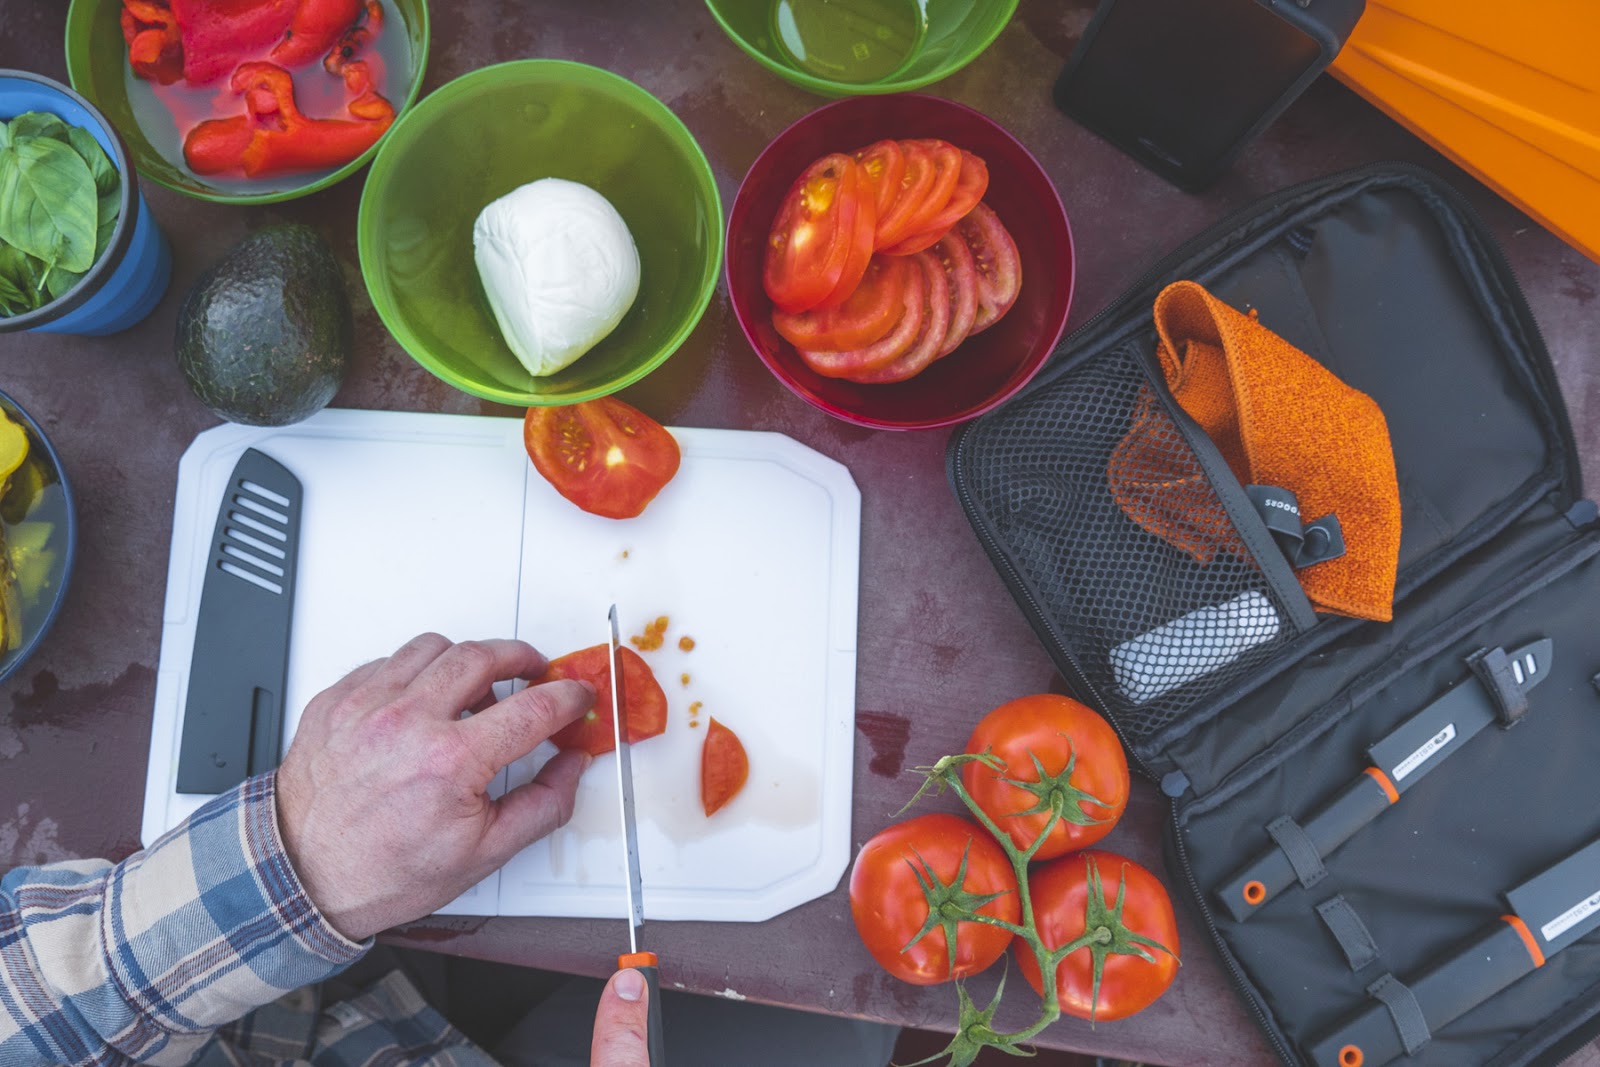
[771,0,928,84]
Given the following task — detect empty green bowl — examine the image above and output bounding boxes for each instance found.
[357,60,723,406]
[705,0,1018,96]
[63,0,429,204]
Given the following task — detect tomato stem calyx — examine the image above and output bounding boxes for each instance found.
[903,842,1015,977]
[997,743,1115,831]
[1053,855,1181,1026]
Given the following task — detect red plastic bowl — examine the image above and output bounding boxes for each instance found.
[727,94,1075,431]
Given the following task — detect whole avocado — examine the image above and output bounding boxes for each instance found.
[177,224,352,426]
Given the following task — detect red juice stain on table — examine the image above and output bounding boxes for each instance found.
[122,0,412,192]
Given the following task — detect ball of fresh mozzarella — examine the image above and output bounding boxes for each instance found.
[473,178,641,377]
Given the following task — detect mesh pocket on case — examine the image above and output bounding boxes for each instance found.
[960,344,1303,744]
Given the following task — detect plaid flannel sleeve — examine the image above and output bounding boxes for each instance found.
[0,772,369,1066]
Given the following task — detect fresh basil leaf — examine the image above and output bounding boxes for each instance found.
[0,243,45,314]
[8,112,72,145]
[67,127,119,199]
[0,272,27,316]
[0,137,97,274]
[95,189,120,259]
[44,264,85,303]
[0,123,10,152]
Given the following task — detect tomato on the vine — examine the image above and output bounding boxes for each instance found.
[848,813,1020,986]
[1016,850,1180,1022]
[961,694,1129,861]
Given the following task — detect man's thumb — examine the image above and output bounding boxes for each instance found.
[590,968,652,1066]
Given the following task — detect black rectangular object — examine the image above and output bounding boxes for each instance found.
[1054,0,1365,190]
[948,163,1600,1066]
[176,448,302,795]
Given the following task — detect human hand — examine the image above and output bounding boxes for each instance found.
[275,634,594,941]
[590,969,652,1066]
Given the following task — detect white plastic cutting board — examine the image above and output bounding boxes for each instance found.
[144,408,860,923]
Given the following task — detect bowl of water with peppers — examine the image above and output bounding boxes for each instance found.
[64,0,430,203]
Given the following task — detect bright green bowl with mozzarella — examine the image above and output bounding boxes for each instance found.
[357,60,724,406]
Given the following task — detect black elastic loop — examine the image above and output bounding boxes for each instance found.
[1467,646,1529,727]
[1367,972,1431,1056]
[1316,895,1380,972]
[1266,814,1327,889]
[1245,485,1346,568]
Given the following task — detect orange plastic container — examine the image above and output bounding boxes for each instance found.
[1330,0,1600,263]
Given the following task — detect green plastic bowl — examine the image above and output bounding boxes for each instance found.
[357,60,724,406]
[705,0,1018,96]
[63,0,429,204]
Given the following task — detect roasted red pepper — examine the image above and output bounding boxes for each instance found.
[323,0,383,75]
[120,0,183,85]
[167,0,299,84]
[184,61,394,177]
[271,0,364,68]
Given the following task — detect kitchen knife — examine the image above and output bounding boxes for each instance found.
[176,449,302,794]
[1308,833,1600,1067]
[1218,639,1554,921]
[609,604,667,1066]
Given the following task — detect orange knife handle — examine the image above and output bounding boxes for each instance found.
[616,953,666,1065]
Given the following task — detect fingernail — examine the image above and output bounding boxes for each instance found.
[579,752,594,773]
[616,969,646,1002]
[579,679,598,700]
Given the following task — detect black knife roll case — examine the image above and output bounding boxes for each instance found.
[947,163,1600,1067]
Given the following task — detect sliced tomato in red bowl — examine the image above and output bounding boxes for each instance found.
[849,249,951,385]
[798,255,924,379]
[881,150,989,256]
[726,92,1075,431]
[960,202,1022,334]
[774,253,905,351]
[763,152,875,314]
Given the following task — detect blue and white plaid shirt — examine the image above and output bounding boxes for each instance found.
[0,773,496,1066]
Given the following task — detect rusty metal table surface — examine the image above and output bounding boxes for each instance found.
[3,3,1598,1065]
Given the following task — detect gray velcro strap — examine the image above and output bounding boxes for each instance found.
[1467,646,1529,726]
[1266,814,1327,888]
[1367,973,1431,1056]
[1316,895,1380,971]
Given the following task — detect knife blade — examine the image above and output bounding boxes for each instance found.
[177,449,302,794]
[1309,833,1600,1067]
[1218,639,1554,921]
[609,604,666,1066]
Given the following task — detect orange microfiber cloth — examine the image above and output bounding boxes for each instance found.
[1107,281,1401,622]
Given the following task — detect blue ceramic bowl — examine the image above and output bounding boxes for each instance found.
[0,389,78,685]
[0,70,171,337]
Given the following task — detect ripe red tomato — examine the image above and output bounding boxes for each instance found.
[872,140,939,249]
[701,717,749,816]
[961,694,1129,860]
[957,203,1022,334]
[888,139,961,246]
[881,150,989,256]
[764,153,876,314]
[798,255,925,379]
[772,254,906,351]
[849,813,1020,985]
[850,248,951,385]
[540,644,667,757]
[932,230,979,358]
[855,140,907,219]
[524,398,681,520]
[1017,851,1180,1022]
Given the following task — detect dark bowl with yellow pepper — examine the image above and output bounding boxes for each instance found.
[0,390,77,684]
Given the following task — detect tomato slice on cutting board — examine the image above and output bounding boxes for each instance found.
[850,248,951,384]
[880,150,990,256]
[524,398,681,520]
[798,255,925,378]
[959,202,1022,334]
[764,152,876,313]
[542,644,668,757]
[701,717,749,816]
[773,254,905,351]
